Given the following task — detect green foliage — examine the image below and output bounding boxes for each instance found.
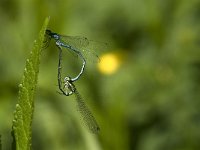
[0,0,200,150]
[11,17,49,150]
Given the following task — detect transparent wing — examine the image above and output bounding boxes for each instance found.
[74,89,100,134]
[60,35,90,48]
[59,35,108,63]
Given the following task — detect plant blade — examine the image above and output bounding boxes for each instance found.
[12,17,50,150]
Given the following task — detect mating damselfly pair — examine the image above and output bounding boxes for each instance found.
[45,29,106,133]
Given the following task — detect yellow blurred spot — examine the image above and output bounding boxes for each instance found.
[98,53,121,75]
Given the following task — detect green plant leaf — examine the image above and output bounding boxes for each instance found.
[0,134,2,150]
[12,17,49,150]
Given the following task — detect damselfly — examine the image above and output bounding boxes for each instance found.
[45,29,106,83]
[55,45,100,133]
[45,30,101,133]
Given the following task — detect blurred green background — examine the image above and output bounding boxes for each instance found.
[1,0,200,150]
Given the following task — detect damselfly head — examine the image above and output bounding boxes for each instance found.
[45,29,60,40]
[42,30,53,48]
[45,29,52,35]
